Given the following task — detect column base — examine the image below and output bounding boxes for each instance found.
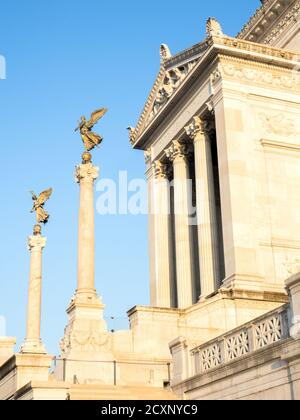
[60,291,109,359]
[20,339,47,355]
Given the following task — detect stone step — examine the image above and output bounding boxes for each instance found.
[68,384,179,401]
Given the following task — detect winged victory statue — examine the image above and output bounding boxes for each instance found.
[75,108,108,152]
[30,188,53,225]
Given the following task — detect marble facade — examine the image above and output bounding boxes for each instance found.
[1,0,300,400]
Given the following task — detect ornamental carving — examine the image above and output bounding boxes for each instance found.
[200,344,221,371]
[259,113,297,137]
[165,140,193,162]
[254,316,282,349]
[185,116,211,140]
[28,235,47,252]
[226,331,249,361]
[75,162,99,184]
[60,330,111,354]
[153,160,171,180]
[149,66,188,120]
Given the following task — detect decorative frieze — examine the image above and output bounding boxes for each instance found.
[215,58,300,92]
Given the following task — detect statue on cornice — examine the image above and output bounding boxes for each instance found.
[160,44,172,63]
[206,17,224,38]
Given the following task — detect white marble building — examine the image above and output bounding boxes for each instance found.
[0,0,300,400]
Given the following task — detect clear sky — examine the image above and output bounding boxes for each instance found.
[0,0,261,355]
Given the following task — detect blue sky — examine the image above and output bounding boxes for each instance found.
[0,0,260,355]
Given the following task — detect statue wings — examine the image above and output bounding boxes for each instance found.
[86,108,108,129]
[30,188,53,205]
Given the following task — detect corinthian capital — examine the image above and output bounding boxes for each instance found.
[28,235,47,252]
[185,116,210,140]
[153,160,171,179]
[75,163,99,184]
[165,140,192,162]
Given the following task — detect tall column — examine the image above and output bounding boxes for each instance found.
[166,140,195,308]
[145,150,157,306]
[153,160,174,308]
[21,225,47,354]
[185,116,220,298]
[59,151,107,372]
[75,152,99,297]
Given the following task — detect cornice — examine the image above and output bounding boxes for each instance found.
[238,0,298,44]
[262,1,300,45]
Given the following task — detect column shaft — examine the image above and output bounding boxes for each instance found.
[153,161,174,307]
[26,248,42,340]
[146,155,157,306]
[76,162,99,294]
[21,234,47,354]
[166,141,195,308]
[186,117,220,298]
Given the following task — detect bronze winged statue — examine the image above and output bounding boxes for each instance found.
[30,188,53,224]
[75,108,108,151]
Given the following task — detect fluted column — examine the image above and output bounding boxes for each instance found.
[185,116,220,298]
[166,140,195,308]
[153,160,174,308]
[145,150,157,306]
[21,226,47,354]
[75,154,99,296]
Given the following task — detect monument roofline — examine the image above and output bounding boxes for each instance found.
[131,34,298,150]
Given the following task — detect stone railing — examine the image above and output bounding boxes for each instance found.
[190,306,289,376]
[169,273,300,385]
